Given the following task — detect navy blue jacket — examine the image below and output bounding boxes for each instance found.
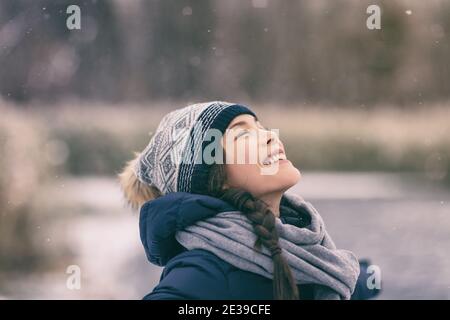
[139,192,380,300]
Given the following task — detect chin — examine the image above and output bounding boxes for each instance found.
[263,163,302,192]
[283,164,302,187]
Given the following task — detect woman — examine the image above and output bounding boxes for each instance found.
[119,101,376,300]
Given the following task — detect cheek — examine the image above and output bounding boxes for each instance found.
[225,163,256,188]
[225,139,261,187]
[224,139,255,169]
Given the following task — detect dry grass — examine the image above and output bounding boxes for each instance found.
[0,105,51,271]
[21,101,450,182]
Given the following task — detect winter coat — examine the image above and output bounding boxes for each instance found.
[139,192,380,300]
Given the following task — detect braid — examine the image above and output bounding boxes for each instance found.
[219,188,299,300]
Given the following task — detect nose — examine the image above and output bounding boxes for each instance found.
[260,127,279,147]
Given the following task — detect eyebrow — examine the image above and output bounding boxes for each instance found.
[228,120,250,130]
[228,117,262,130]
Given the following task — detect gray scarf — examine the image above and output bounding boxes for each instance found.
[175,193,360,300]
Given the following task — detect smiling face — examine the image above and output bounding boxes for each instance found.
[221,114,301,199]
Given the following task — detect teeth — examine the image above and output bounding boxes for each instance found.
[262,152,285,165]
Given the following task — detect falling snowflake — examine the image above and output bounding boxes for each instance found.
[182,6,192,16]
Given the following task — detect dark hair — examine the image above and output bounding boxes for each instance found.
[208,164,299,300]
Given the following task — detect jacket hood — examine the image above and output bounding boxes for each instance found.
[139,192,311,266]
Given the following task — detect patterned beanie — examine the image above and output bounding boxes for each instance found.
[134,101,257,195]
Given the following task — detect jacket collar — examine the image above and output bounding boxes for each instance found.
[139,192,310,266]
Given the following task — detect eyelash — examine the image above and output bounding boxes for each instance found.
[236,129,250,139]
[235,125,269,140]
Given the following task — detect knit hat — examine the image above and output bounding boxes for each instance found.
[134,101,257,195]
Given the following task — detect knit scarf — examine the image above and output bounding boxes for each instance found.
[175,193,360,300]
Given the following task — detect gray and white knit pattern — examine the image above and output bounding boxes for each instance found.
[134,101,235,195]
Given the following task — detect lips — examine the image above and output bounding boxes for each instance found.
[262,146,287,166]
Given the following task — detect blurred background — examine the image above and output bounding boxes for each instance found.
[0,0,449,299]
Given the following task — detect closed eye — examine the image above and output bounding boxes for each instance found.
[235,129,250,140]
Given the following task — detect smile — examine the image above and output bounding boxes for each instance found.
[262,147,288,166]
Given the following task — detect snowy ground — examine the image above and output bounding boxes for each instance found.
[1,172,449,299]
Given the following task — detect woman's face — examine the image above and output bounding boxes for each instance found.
[221,114,301,198]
